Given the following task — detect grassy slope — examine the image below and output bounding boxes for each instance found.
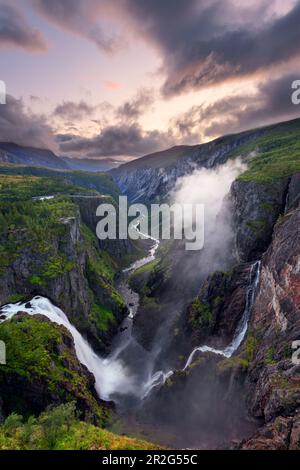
[113,117,300,179]
[0,164,120,201]
[0,402,161,450]
[229,118,300,182]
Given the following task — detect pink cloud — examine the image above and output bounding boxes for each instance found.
[103,80,123,91]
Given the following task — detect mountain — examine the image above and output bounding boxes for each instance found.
[1,116,300,449]
[62,156,119,172]
[0,142,121,173]
[112,117,300,202]
[0,142,69,170]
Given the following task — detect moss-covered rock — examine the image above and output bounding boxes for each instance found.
[0,314,108,424]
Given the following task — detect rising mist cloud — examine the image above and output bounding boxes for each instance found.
[172,158,247,274]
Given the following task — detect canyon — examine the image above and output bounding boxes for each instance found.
[0,117,300,449]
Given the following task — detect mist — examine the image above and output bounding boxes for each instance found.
[170,158,247,281]
[135,159,255,448]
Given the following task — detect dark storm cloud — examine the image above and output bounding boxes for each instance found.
[32,0,120,52]
[123,0,300,96]
[0,95,55,148]
[172,73,300,140]
[116,89,154,121]
[53,101,96,121]
[0,3,47,51]
[59,123,173,158]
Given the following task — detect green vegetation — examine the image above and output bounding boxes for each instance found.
[229,119,300,182]
[91,304,115,333]
[264,346,277,365]
[218,332,258,372]
[0,195,76,275]
[42,254,75,280]
[7,294,25,304]
[246,218,269,233]
[0,174,86,202]
[131,259,160,277]
[0,403,161,450]
[189,298,213,331]
[0,164,120,201]
[80,224,125,330]
[81,224,117,284]
[0,316,104,421]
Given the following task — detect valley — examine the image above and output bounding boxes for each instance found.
[0,117,300,449]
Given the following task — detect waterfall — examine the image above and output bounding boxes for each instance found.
[183,260,261,369]
[143,260,261,396]
[0,228,161,406]
[0,296,138,402]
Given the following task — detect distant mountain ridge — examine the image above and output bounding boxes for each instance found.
[111,117,300,202]
[62,156,119,172]
[0,142,121,172]
[0,142,69,170]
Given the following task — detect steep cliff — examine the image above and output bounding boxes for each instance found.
[0,175,127,354]
[0,313,107,423]
[239,205,300,449]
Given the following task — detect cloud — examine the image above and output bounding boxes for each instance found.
[58,123,173,158]
[0,3,47,52]
[123,0,300,97]
[53,101,97,121]
[0,94,55,149]
[32,0,121,52]
[171,72,300,141]
[103,80,123,91]
[116,88,154,121]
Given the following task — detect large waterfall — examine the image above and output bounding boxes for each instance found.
[0,231,161,405]
[0,296,133,401]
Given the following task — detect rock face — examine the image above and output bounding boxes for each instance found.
[140,353,255,449]
[230,178,289,262]
[243,206,300,438]
[240,414,300,450]
[0,314,108,424]
[141,175,300,449]
[72,195,137,261]
[0,204,127,354]
[182,264,251,350]
[112,128,266,203]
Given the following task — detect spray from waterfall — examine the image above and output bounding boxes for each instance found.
[0,296,138,402]
[143,260,261,397]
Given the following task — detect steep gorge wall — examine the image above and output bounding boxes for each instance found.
[0,200,127,354]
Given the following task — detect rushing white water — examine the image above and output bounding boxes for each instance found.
[0,296,129,401]
[0,229,161,405]
[143,260,262,397]
[183,260,261,369]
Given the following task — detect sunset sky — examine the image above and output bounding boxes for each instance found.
[1,0,300,166]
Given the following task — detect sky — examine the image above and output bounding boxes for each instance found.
[1,0,300,166]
